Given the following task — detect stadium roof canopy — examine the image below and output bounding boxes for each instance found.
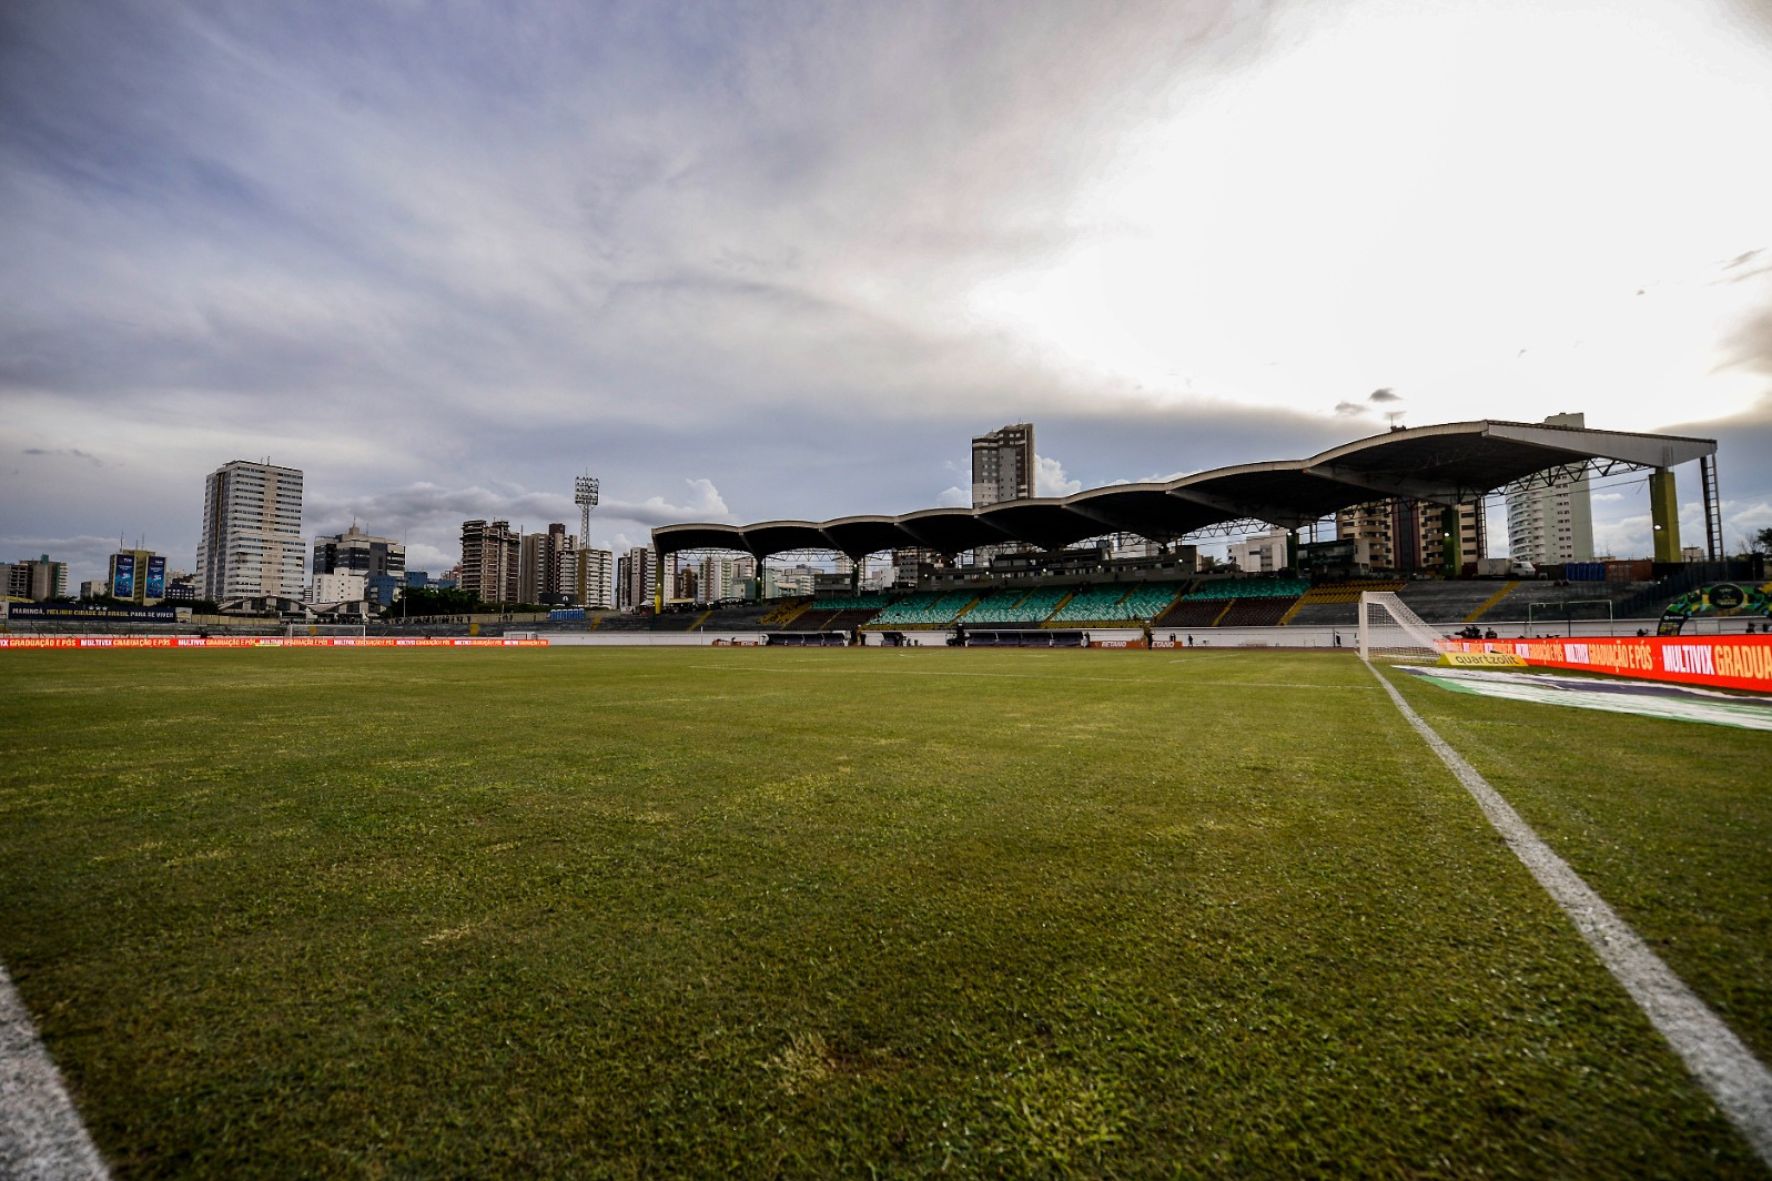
[653,419,1716,560]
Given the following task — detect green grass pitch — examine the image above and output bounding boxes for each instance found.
[1,647,1767,1177]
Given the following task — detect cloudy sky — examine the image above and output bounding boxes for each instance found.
[4,0,1771,584]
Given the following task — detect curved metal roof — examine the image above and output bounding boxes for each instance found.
[652,419,1716,559]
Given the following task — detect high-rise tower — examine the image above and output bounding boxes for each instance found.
[197,460,305,600]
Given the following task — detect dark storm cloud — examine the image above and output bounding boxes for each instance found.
[1367,388,1401,403]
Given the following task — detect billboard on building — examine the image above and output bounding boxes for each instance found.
[112,553,136,599]
[145,555,166,599]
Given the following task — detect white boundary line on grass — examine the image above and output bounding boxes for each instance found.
[0,962,109,1180]
[1367,660,1772,1166]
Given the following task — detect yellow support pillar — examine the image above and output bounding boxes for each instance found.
[1649,467,1681,563]
[1440,505,1461,576]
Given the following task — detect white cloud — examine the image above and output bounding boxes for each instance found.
[601,479,733,526]
[936,485,970,508]
[1034,454,1082,497]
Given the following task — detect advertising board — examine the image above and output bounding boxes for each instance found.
[1439,635,1772,694]
[7,604,178,623]
[0,635,550,649]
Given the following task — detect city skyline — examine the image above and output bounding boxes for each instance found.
[4,2,1771,587]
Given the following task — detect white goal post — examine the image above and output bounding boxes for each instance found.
[1357,591,1447,662]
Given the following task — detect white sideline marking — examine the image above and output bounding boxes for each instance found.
[1368,661,1772,1165]
[0,962,109,1180]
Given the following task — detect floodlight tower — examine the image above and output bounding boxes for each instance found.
[574,473,600,546]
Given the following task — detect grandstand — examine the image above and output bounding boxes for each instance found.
[866,590,978,628]
[1283,580,1408,627]
[961,586,1069,626]
[596,421,1742,644]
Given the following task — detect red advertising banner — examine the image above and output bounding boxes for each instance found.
[1440,635,1772,694]
[0,635,550,650]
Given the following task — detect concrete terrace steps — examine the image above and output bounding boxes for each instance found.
[1465,581,1520,623]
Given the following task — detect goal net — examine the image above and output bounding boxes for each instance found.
[1357,591,1446,662]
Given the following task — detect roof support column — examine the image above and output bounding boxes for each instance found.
[1440,505,1462,577]
[1650,467,1681,563]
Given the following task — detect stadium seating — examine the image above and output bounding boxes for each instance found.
[696,603,777,631]
[1048,583,1185,624]
[1184,576,1309,601]
[1048,586,1128,623]
[1154,599,1228,629]
[1217,597,1297,627]
[758,598,811,626]
[1118,583,1186,621]
[868,590,976,627]
[806,593,890,611]
[1397,581,1526,624]
[964,587,1068,625]
[1281,580,1406,627]
[795,608,883,633]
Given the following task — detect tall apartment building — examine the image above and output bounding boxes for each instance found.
[972,423,1036,565]
[461,519,521,604]
[197,460,305,600]
[1336,499,1486,574]
[972,423,1035,507]
[518,523,571,604]
[572,546,615,610]
[1506,412,1595,565]
[696,554,755,603]
[763,563,817,598]
[313,524,406,584]
[617,546,656,611]
[2,555,69,601]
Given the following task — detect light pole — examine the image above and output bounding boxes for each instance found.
[575,474,599,605]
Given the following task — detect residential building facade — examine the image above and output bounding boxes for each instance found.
[617,546,656,611]
[572,546,615,610]
[309,572,367,603]
[972,422,1035,507]
[1336,499,1486,574]
[313,524,406,584]
[461,519,521,604]
[2,555,69,601]
[1228,530,1289,574]
[1506,412,1595,565]
[197,460,305,601]
[518,523,571,604]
